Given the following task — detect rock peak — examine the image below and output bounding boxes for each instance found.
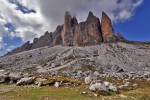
[6,11,126,55]
[102,11,108,17]
[88,11,94,16]
[116,32,125,41]
[101,11,115,42]
[86,11,96,22]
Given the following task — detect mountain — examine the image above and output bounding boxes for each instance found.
[0,11,150,84]
[6,11,125,55]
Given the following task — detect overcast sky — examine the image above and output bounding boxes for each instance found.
[0,0,149,56]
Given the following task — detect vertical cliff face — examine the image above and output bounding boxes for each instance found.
[53,25,63,46]
[61,11,103,46]
[73,11,103,46]
[101,12,116,42]
[61,11,78,46]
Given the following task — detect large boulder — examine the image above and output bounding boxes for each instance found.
[9,73,22,83]
[0,70,9,83]
[89,81,118,92]
[16,77,35,86]
[101,12,115,42]
[0,73,8,83]
[89,82,107,92]
[103,81,118,92]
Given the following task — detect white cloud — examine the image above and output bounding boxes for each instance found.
[0,37,6,49]
[0,0,144,44]
[6,45,16,52]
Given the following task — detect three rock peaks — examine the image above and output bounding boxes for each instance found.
[7,11,125,55]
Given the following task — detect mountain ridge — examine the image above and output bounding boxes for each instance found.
[6,11,125,55]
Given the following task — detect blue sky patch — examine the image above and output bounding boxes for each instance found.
[4,23,16,33]
[8,0,36,14]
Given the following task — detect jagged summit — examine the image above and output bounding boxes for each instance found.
[6,11,125,55]
[101,11,115,42]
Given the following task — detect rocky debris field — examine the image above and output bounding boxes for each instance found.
[0,42,150,76]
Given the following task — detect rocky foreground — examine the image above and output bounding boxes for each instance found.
[0,69,150,100]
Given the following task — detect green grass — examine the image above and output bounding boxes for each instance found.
[0,84,149,100]
[0,85,96,100]
[0,76,150,100]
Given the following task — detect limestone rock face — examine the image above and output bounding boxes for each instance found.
[53,25,63,46]
[6,32,53,55]
[101,12,115,42]
[61,11,78,46]
[73,11,103,46]
[31,31,53,49]
[116,32,125,42]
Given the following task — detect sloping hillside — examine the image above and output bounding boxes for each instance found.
[0,42,150,75]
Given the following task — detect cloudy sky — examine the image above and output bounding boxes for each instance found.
[0,0,149,56]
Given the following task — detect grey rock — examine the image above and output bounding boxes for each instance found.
[0,73,8,83]
[54,82,60,87]
[9,73,22,83]
[85,76,93,85]
[89,82,107,92]
[16,77,35,86]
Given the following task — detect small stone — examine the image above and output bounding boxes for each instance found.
[54,82,60,87]
[133,84,137,87]
[120,94,128,98]
[85,76,93,85]
[82,91,86,94]
[94,93,98,97]
[38,82,43,87]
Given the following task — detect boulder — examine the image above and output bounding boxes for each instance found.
[89,80,118,93]
[0,70,9,83]
[35,78,55,86]
[89,82,107,92]
[16,77,35,86]
[9,73,22,83]
[85,76,93,85]
[118,82,130,89]
[108,84,118,92]
[54,82,60,87]
[0,73,8,83]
